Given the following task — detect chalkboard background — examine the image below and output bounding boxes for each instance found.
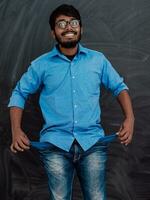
[0,0,150,199]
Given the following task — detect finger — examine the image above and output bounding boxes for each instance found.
[21,135,30,146]
[119,125,123,132]
[119,132,129,141]
[121,135,132,145]
[18,140,30,150]
[13,142,24,152]
[118,129,127,137]
[10,144,17,153]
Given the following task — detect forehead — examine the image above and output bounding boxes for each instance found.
[55,15,76,22]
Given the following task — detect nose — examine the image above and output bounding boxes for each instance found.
[65,22,73,30]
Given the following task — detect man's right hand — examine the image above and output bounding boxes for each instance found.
[10,128,30,153]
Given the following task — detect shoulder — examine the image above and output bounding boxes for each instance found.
[31,51,51,66]
[83,46,105,59]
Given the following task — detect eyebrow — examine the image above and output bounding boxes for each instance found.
[56,17,76,23]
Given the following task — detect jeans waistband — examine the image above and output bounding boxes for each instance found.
[30,132,118,150]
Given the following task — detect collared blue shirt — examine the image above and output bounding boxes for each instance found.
[8,44,128,152]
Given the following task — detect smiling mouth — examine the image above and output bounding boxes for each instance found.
[62,32,77,37]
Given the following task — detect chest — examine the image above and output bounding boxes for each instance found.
[42,58,103,95]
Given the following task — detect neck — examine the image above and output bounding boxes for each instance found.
[59,45,78,56]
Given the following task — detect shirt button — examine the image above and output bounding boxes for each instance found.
[72,76,75,79]
[74,104,77,108]
[75,121,78,124]
[73,90,76,93]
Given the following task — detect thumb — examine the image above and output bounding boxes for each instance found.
[119,124,123,132]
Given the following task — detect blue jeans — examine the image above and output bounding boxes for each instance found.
[39,140,107,200]
[31,134,117,200]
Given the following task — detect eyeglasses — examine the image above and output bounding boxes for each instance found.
[55,19,80,29]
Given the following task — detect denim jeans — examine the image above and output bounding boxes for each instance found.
[38,139,108,200]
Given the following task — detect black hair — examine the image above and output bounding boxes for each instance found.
[49,4,82,30]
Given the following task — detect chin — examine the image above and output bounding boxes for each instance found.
[61,41,78,48]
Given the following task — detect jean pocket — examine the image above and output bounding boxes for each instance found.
[95,139,108,148]
[30,141,55,151]
[98,133,117,144]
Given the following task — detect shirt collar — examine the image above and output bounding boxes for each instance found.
[49,43,88,58]
[78,43,88,54]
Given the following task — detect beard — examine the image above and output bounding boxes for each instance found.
[54,30,82,48]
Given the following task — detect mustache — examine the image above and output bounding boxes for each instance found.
[61,31,77,36]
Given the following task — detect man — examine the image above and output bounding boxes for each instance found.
[8,4,134,200]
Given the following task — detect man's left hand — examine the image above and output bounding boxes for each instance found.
[118,117,135,145]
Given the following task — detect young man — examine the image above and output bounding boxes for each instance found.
[8,4,134,200]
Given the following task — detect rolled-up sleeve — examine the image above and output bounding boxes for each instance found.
[8,63,43,109]
[101,55,128,96]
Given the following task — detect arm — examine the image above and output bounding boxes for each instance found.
[10,107,30,153]
[101,55,134,145]
[8,64,42,153]
[117,90,135,145]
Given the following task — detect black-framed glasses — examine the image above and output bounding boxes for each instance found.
[55,19,80,29]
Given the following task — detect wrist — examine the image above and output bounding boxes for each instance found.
[125,115,135,121]
[12,126,22,133]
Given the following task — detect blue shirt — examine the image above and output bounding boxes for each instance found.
[8,44,128,152]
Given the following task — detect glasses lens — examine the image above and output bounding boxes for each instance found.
[56,19,80,29]
[70,19,79,28]
[57,21,67,29]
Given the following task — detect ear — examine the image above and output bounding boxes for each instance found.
[51,30,56,39]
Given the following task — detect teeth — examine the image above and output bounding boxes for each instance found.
[64,33,74,37]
